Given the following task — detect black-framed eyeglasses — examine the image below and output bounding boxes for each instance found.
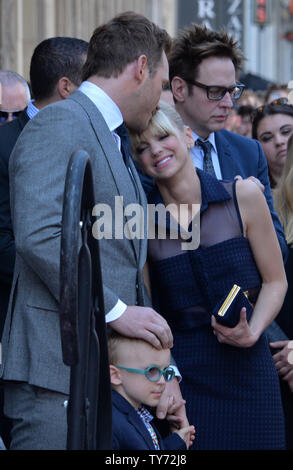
[251,97,290,122]
[0,110,23,123]
[185,78,245,101]
[114,364,175,382]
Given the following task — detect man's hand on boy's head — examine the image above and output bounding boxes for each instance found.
[110,305,173,349]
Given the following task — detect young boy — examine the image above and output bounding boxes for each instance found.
[108,329,195,450]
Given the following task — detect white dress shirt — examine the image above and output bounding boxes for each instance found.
[190,131,222,180]
[79,81,128,323]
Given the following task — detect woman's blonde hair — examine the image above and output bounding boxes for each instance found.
[130,100,186,160]
[273,134,293,245]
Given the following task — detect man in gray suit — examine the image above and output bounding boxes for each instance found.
[0,36,88,450]
[0,12,173,449]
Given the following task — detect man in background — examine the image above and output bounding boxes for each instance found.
[169,24,287,260]
[0,36,88,449]
[0,70,30,125]
[0,37,88,338]
[0,12,175,450]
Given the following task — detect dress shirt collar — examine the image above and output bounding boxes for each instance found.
[137,406,154,424]
[79,81,123,132]
[26,99,39,119]
[191,130,222,179]
[192,131,216,152]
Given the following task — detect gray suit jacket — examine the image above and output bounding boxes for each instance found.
[0,90,150,394]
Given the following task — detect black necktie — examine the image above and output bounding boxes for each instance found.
[116,122,138,197]
[116,122,132,167]
[196,139,216,176]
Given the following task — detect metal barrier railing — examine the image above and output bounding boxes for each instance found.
[59,150,112,450]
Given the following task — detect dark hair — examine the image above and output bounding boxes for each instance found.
[264,83,288,104]
[29,37,88,101]
[168,24,244,93]
[82,11,171,81]
[237,105,254,117]
[251,101,293,139]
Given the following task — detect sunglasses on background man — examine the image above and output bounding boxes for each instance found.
[0,110,23,124]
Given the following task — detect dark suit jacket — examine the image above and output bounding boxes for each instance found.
[214,129,287,259]
[0,110,30,337]
[137,129,287,261]
[111,390,186,450]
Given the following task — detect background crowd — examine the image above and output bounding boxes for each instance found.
[0,10,292,451]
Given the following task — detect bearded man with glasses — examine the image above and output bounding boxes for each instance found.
[168,24,287,262]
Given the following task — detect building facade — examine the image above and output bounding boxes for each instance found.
[0,0,292,87]
[0,0,177,82]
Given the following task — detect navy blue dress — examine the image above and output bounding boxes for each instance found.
[147,170,285,450]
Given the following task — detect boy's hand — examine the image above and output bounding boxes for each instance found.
[174,425,196,449]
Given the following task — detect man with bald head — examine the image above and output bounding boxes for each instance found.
[0,71,30,125]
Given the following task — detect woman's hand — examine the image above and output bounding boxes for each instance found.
[162,393,196,449]
[156,378,189,427]
[211,308,260,348]
[270,340,293,392]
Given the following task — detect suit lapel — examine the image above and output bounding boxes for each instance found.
[68,91,142,262]
[215,130,240,178]
[128,157,148,264]
[112,391,157,449]
[19,109,30,129]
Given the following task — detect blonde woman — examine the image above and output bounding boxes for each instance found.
[271,134,293,448]
[130,101,287,450]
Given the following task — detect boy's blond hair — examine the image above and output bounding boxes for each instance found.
[107,328,158,365]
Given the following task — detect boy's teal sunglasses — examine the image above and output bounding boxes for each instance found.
[114,364,175,382]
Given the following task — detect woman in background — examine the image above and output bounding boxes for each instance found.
[252,98,293,189]
[271,134,293,449]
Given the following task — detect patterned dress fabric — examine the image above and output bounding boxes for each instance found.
[147,169,285,450]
